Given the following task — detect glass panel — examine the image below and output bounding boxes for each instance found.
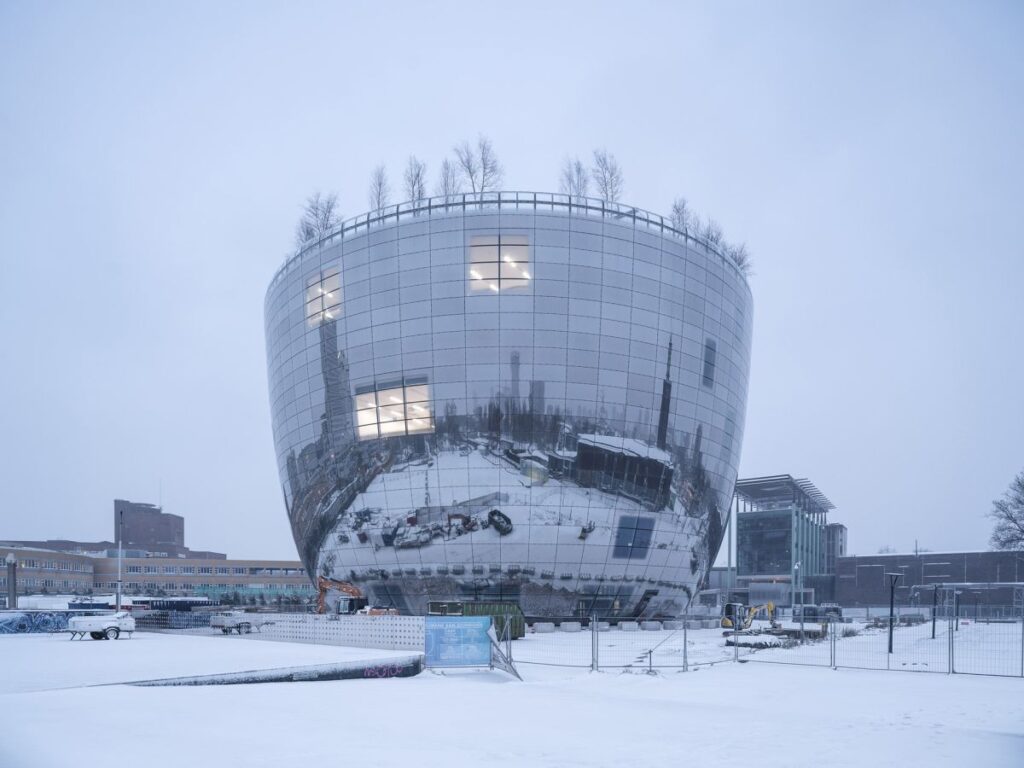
[355,392,378,410]
[404,384,429,403]
[377,387,405,406]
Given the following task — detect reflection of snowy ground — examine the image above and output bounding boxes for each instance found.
[317,448,704,595]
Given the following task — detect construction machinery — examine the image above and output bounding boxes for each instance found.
[721,601,778,631]
[316,576,367,614]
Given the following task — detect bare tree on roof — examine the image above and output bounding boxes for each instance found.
[404,156,427,205]
[591,149,623,203]
[701,217,723,245]
[478,136,503,192]
[436,158,463,199]
[559,157,589,196]
[455,135,504,194]
[670,197,692,233]
[368,165,390,211]
[294,191,340,247]
[990,470,1024,550]
[724,242,752,275]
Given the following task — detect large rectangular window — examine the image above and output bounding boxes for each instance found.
[468,234,530,292]
[355,378,433,440]
[306,267,341,326]
[702,338,717,388]
[612,515,655,559]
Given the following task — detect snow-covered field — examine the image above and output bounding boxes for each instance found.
[1,631,1021,767]
[0,632,415,693]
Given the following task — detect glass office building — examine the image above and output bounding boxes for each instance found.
[264,192,753,618]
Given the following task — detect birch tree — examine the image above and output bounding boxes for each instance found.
[294,191,340,247]
[670,197,692,232]
[404,156,427,204]
[559,157,589,196]
[455,135,504,193]
[368,165,390,211]
[591,149,623,203]
[436,158,463,199]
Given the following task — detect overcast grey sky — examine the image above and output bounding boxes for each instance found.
[1,1,1021,560]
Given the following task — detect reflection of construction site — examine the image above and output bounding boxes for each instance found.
[342,492,512,551]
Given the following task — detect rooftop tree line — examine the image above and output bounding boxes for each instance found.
[294,137,751,274]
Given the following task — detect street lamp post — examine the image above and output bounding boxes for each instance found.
[5,553,17,610]
[116,510,124,612]
[886,572,902,655]
[794,561,803,643]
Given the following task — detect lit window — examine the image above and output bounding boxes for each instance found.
[354,378,434,441]
[306,267,341,326]
[468,235,530,292]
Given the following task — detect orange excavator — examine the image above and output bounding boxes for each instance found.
[316,576,365,614]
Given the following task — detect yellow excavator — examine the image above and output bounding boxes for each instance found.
[721,601,778,631]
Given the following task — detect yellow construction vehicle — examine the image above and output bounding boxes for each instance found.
[721,601,777,631]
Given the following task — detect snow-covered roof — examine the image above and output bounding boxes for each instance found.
[576,434,672,465]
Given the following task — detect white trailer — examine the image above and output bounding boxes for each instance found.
[67,611,136,640]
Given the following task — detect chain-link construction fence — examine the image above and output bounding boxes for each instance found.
[133,607,1024,679]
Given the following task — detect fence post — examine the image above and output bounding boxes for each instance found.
[948,613,954,674]
[831,621,837,670]
[1020,614,1023,678]
[683,616,688,672]
[591,613,599,672]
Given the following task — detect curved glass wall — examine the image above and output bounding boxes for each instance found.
[264,193,753,618]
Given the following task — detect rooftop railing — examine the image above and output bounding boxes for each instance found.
[269,191,748,293]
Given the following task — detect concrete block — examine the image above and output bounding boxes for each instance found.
[595,621,611,631]
[533,622,556,633]
[640,621,662,631]
[662,620,684,630]
[559,621,582,632]
[619,621,639,631]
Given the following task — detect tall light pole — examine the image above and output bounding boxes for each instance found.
[5,553,17,610]
[116,510,124,611]
[886,572,902,654]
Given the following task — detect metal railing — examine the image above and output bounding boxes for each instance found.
[269,191,748,295]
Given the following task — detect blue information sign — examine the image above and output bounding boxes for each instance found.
[424,616,492,667]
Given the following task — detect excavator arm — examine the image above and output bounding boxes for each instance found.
[316,577,364,613]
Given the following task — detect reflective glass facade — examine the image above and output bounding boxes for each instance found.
[264,193,753,618]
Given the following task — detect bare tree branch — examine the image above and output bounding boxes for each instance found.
[436,158,463,199]
[990,470,1024,550]
[368,165,390,211]
[454,140,481,193]
[294,191,340,247]
[670,197,692,232]
[724,241,752,275]
[591,148,623,203]
[477,135,503,193]
[560,157,589,196]
[403,156,427,205]
[701,217,723,245]
[454,135,503,194]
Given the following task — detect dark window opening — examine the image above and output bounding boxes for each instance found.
[702,339,717,388]
[613,515,655,559]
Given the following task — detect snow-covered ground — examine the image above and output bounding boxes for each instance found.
[511,618,1024,675]
[2,632,1021,767]
[0,632,415,694]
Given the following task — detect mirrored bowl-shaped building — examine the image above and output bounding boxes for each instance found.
[264,192,753,618]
